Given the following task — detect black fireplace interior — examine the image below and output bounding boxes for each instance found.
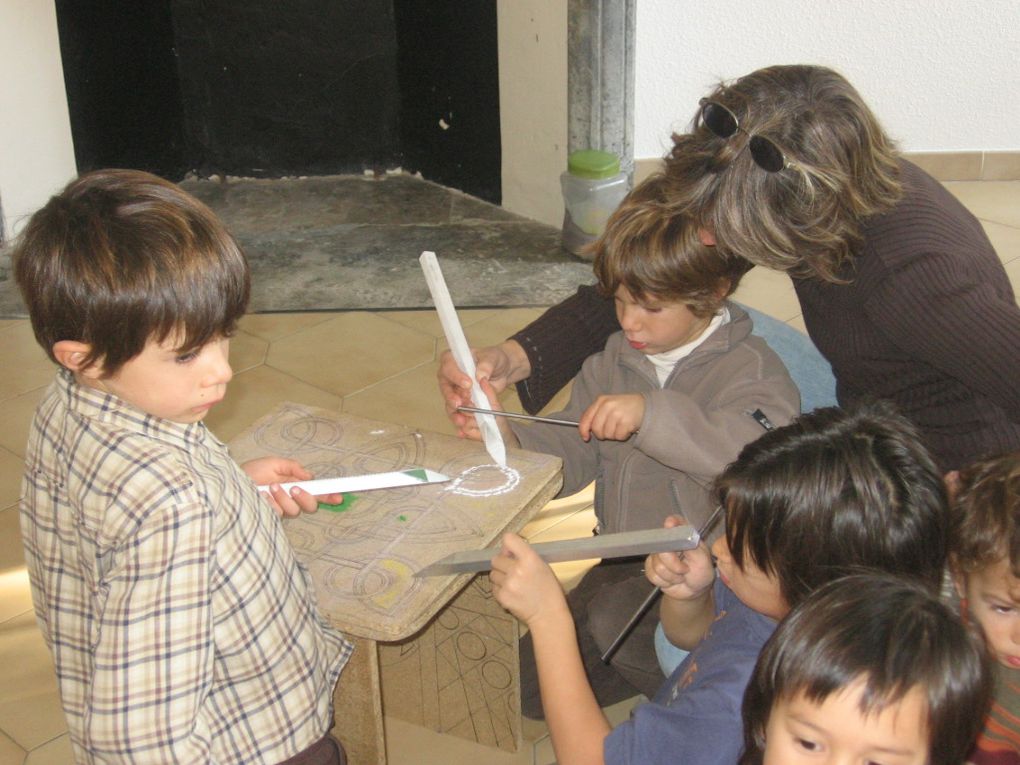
[54,1,502,204]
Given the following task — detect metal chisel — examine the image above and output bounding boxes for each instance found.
[416,524,700,577]
[457,405,579,427]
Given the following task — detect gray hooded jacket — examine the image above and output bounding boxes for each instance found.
[511,302,800,535]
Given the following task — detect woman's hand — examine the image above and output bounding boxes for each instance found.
[438,340,532,436]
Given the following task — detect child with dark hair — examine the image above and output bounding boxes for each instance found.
[490,400,948,765]
[949,451,1020,764]
[740,574,991,765]
[475,172,799,713]
[13,169,351,764]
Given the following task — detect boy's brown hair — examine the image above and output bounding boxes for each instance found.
[13,169,250,376]
[591,173,752,318]
[949,451,1020,575]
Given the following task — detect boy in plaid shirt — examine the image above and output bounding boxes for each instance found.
[13,169,352,764]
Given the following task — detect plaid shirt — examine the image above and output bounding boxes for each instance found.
[20,369,353,764]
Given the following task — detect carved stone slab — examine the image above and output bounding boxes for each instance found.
[227,403,563,642]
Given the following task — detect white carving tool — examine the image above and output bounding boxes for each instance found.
[419,250,507,466]
[257,467,450,494]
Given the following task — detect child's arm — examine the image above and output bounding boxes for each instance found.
[241,456,343,516]
[88,497,218,759]
[491,533,611,765]
[644,515,717,650]
[635,374,799,478]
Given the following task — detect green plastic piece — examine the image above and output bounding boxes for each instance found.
[567,149,621,180]
[319,494,358,513]
[403,468,429,481]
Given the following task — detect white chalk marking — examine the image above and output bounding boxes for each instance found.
[445,464,520,498]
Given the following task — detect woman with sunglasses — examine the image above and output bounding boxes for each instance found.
[440,64,1020,474]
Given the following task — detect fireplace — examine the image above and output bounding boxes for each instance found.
[54,0,502,204]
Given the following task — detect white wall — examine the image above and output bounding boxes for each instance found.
[635,0,1020,159]
[0,1,77,241]
[500,0,1020,224]
[497,1,569,227]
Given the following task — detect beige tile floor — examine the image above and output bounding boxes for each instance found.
[0,179,1017,764]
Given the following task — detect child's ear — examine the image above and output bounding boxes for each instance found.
[714,278,732,299]
[52,340,102,378]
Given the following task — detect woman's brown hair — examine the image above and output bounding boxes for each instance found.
[664,65,902,282]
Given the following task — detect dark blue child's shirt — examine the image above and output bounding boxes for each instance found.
[603,578,777,765]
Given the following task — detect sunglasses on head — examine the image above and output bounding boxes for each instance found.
[698,98,793,173]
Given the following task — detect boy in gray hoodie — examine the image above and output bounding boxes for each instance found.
[472,173,799,714]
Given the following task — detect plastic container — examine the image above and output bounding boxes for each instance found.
[560,149,630,259]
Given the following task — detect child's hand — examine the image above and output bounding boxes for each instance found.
[644,515,716,601]
[490,533,569,628]
[578,394,645,442]
[241,457,344,517]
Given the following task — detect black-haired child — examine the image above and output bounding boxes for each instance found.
[490,401,947,765]
[739,574,991,765]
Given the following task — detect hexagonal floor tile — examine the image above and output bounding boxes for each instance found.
[267,313,436,396]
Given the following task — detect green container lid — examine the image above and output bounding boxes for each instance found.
[567,149,621,180]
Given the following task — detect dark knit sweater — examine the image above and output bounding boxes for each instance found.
[511,161,1020,470]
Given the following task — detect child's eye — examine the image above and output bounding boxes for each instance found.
[794,737,820,753]
[175,351,199,364]
[993,604,1014,615]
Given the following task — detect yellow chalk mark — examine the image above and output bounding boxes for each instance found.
[372,558,415,609]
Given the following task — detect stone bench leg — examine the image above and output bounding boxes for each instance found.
[379,575,522,752]
[332,635,385,764]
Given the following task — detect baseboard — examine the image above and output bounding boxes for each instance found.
[906,151,1020,181]
[633,158,664,186]
[634,151,1020,183]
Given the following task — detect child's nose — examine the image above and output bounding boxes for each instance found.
[203,341,233,386]
[1011,618,1020,645]
[619,306,640,331]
